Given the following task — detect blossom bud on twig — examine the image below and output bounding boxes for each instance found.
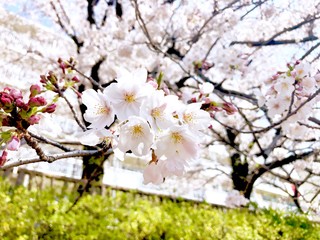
[9,88,23,100]
[28,96,47,107]
[71,76,80,83]
[7,136,20,151]
[42,103,57,113]
[28,115,41,125]
[222,102,237,115]
[30,84,41,97]
[0,151,8,167]
[15,98,29,111]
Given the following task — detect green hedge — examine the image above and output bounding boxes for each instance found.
[0,179,319,240]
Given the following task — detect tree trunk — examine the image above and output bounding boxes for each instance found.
[230,153,252,199]
[78,148,105,194]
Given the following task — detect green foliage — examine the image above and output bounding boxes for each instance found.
[0,179,319,240]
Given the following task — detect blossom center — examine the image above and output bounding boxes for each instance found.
[297,69,304,76]
[183,113,194,123]
[96,105,110,115]
[151,107,162,119]
[171,132,183,144]
[131,124,143,137]
[124,93,136,103]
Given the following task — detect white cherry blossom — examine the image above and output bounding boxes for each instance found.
[177,102,211,132]
[273,76,295,97]
[294,62,310,79]
[104,68,153,121]
[143,162,164,185]
[82,89,114,129]
[117,116,154,156]
[140,90,177,131]
[154,125,199,162]
[78,128,113,146]
[158,158,187,178]
[266,97,289,117]
[301,77,317,95]
[199,82,214,94]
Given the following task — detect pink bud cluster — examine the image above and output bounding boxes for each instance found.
[40,58,80,97]
[0,85,56,127]
[0,85,57,165]
[187,83,237,117]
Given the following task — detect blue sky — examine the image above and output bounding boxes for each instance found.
[2,1,54,28]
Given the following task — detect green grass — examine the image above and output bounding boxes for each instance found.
[0,179,319,240]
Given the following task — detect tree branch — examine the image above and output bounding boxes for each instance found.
[230,35,318,47]
[1,149,112,170]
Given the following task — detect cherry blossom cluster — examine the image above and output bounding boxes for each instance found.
[0,85,57,166]
[79,68,213,184]
[261,61,319,121]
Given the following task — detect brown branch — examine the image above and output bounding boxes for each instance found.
[28,131,73,152]
[72,67,104,91]
[245,150,315,199]
[230,35,318,47]
[231,13,320,47]
[23,131,48,162]
[1,149,112,170]
[50,1,83,52]
[57,88,86,131]
[300,41,320,60]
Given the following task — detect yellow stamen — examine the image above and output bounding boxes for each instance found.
[124,93,135,103]
[151,108,162,118]
[96,105,110,115]
[171,132,183,144]
[297,69,304,75]
[183,113,194,123]
[131,124,143,137]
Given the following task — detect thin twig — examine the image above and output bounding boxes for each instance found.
[28,131,73,152]
[72,67,104,90]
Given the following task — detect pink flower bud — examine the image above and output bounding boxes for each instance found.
[222,102,237,115]
[15,98,29,111]
[71,76,80,82]
[9,88,22,100]
[209,105,221,112]
[40,75,47,84]
[42,103,57,113]
[48,71,57,84]
[0,92,14,106]
[58,58,69,74]
[0,150,8,167]
[28,96,47,107]
[30,84,41,97]
[28,115,42,125]
[187,97,197,104]
[7,136,20,151]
